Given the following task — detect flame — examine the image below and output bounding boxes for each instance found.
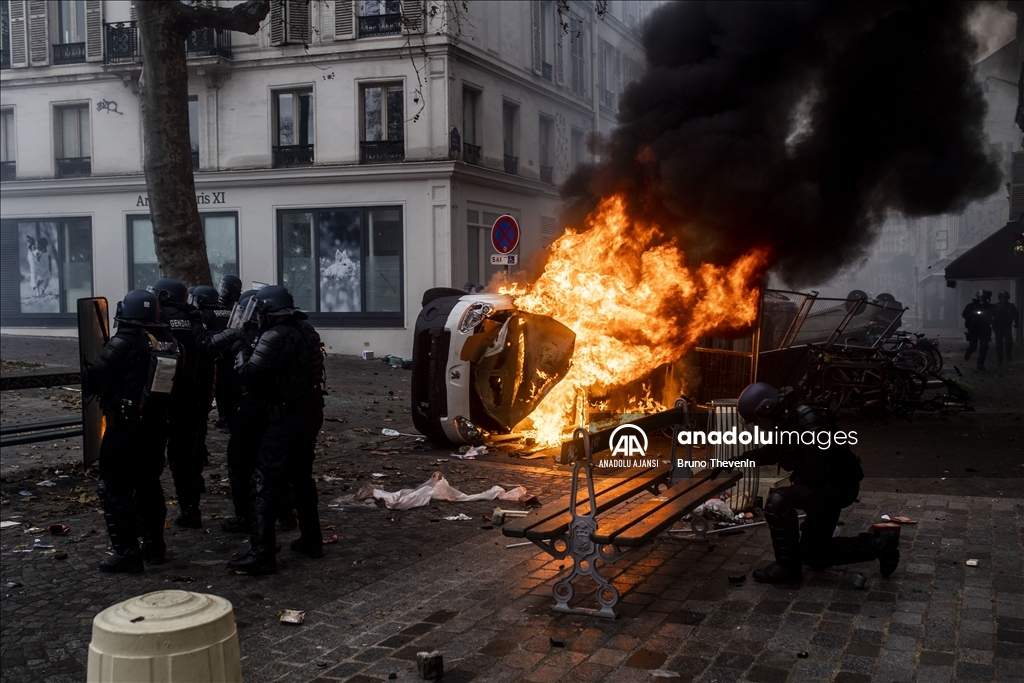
[501,195,768,445]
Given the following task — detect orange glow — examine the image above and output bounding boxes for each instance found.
[501,195,768,445]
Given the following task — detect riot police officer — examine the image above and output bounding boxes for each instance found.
[87,290,179,572]
[993,291,1019,364]
[964,290,995,370]
[226,285,326,575]
[189,285,230,468]
[215,275,244,427]
[738,382,899,583]
[149,277,209,528]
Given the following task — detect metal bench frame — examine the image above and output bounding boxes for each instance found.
[517,399,717,618]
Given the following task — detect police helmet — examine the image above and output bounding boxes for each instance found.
[738,382,780,422]
[191,285,220,309]
[149,277,189,305]
[237,289,258,309]
[255,285,298,315]
[218,275,243,305]
[116,289,161,326]
[981,290,993,302]
[998,291,1010,301]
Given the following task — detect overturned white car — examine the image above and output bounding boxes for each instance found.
[411,288,576,445]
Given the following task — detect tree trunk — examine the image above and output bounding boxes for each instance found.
[135,0,269,288]
[136,2,209,286]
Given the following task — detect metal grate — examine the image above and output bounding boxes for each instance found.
[463,143,481,166]
[53,42,86,65]
[707,399,759,511]
[360,139,404,164]
[272,144,314,167]
[104,21,138,64]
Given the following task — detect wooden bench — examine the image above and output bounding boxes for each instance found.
[503,400,742,618]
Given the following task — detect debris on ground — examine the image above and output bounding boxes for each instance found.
[416,650,443,680]
[279,610,305,624]
[370,472,527,511]
[442,514,472,521]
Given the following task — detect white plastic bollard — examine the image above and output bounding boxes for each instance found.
[87,590,241,683]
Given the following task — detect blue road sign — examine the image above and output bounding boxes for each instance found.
[491,215,520,255]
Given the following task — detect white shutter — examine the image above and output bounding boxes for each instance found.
[570,17,583,97]
[1011,152,1024,221]
[612,47,621,108]
[531,0,541,75]
[598,40,606,93]
[130,1,136,21]
[334,0,354,40]
[85,0,102,62]
[27,0,47,66]
[541,216,558,248]
[9,0,28,68]
[402,0,423,34]
[270,0,285,45]
[286,0,310,44]
[554,20,563,84]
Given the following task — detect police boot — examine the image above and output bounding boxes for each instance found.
[228,495,277,575]
[220,517,251,534]
[754,490,802,584]
[98,482,144,574]
[873,527,900,578]
[174,505,203,529]
[141,536,167,565]
[278,508,298,532]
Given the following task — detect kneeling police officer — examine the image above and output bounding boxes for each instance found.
[87,290,180,572]
[738,382,899,583]
[226,285,326,574]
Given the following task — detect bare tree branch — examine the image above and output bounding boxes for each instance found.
[169,0,271,35]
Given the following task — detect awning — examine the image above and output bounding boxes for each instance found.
[944,219,1024,281]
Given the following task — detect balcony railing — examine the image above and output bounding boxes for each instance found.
[358,13,402,37]
[104,21,139,64]
[53,42,86,65]
[360,139,404,164]
[56,157,91,178]
[503,155,518,175]
[540,165,553,184]
[463,143,481,166]
[542,62,552,81]
[1,46,10,70]
[187,27,232,59]
[272,144,314,168]
[191,150,199,170]
[1,161,16,181]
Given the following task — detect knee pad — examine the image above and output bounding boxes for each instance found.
[764,489,794,518]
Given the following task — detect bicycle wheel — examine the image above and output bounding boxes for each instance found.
[881,371,909,409]
[925,346,943,373]
[893,349,929,374]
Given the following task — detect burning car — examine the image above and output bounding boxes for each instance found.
[411,288,576,445]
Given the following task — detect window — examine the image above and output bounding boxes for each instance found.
[358,0,401,37]
[1,0,11,70]
[570,16,585,97]
[539,116,553,184]
[0,217,92,324]
[503,102,518,174]
[935,230,948,252]
[571,128,585,171]
[466,209,516,288]
[269,0,310,46]
[273,89,314,167]
[1,108,14,180]
[598,39,620,110]
[127,213,239,291]
[54,104,90,177]
[278,207,403,325]
[360,83,404,163]
[188,98,199,170]
[54,0,86,64]
[462,87,480,165]
[540,1,553,80]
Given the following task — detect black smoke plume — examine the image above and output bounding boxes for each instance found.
[564,1,1004,285]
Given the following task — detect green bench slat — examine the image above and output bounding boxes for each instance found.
[502,465,669,540]
[592,470,743,547]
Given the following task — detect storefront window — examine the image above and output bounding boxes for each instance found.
[0,217,93,325]
[127,213,239,290]
[278,206,403,326]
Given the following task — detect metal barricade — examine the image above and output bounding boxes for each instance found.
[707,399,759,512]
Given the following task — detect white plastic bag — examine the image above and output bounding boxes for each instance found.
[372,472,527,511]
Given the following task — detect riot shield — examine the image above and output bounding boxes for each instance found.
[78,297,109,468]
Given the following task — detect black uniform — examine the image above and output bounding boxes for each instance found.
[161,299,210,525]
[231,315,325,572]
[88,324,179,569]
[747,402,888,574]
[205,302,241,426]
[993,300,1019,364]
[963,299,994,369]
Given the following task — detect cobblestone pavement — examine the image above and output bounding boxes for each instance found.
[2,335,1023,682]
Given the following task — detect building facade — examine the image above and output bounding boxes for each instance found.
[0,0,652,355]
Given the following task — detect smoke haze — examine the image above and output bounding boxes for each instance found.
[563,1,1004,285]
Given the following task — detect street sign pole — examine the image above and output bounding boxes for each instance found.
[490,215,520,285]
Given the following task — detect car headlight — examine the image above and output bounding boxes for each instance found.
[459,302,494,333]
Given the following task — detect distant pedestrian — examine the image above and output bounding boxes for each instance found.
[992,291,1018,364]
[963,290,994,370]
[87,290,179,572]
